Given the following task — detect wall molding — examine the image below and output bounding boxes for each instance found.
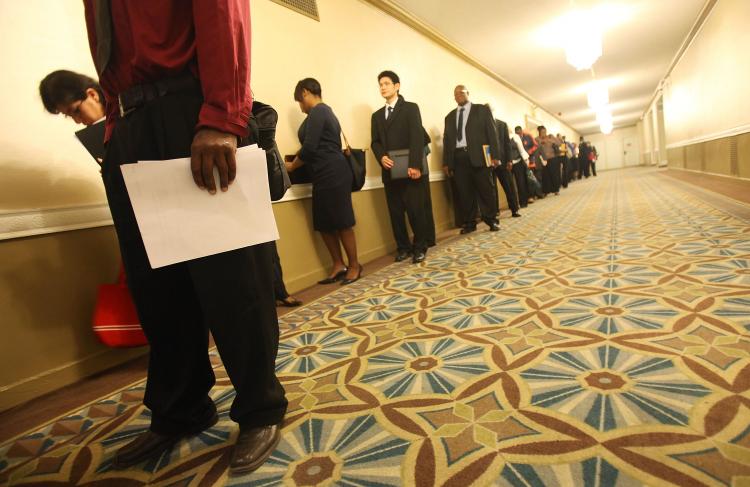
[665,124,750,149]
[360,0,576,133]
[0,172,449,241]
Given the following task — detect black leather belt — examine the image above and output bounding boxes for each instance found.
[117,74,200,118]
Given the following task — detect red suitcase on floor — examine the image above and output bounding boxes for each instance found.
[92,266,148,347]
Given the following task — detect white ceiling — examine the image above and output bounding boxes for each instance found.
[391,0,706,134]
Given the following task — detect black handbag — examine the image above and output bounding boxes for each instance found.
[247,101,291,201]
[341,130,366,192]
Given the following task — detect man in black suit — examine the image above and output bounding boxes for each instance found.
[443,85,501,233]
[371,71,429,264]
[490,112,521,218]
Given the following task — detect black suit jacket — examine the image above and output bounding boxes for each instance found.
[493,118,512,165]
[371,95,424,183]
[443,103,500,169]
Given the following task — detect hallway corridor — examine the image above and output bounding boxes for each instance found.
[2,170,749,486]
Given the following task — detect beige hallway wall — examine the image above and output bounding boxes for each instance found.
[0,0,577,412]
[662,0,750,178]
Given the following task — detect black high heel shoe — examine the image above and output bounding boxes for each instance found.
[318,268,347,284]
[340,265,363,285]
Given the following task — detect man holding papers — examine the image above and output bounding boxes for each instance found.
[82,0,286,474]
[371,70,430,264]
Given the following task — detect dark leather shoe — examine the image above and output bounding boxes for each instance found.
[512,212,522,218]
[412,251,426,264]
[340,265,363,285]
[460,226,476,235]
[394,250,411,262]
[230,423,281,474]
[317,268,347,284]
[112,412,218,469]
[488,223,500,232]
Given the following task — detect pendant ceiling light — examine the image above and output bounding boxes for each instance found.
[587,80,609,109]
[565,10,602,71]
[597,108,613,134]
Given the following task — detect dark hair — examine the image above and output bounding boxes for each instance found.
[294,78,322,102]
[377,70,400,85]
[514,126,523,132]
[537,125,546,131]
[39,70,104,114]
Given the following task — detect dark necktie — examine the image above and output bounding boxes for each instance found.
[387,106,393,120]
[457,107,464,142]
[94,0,113,76]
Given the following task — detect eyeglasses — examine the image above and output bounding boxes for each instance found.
[61,100,83,119]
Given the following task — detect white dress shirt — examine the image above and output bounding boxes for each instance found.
[510,133,529,164]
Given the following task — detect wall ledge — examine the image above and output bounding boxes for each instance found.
[0,172,448,241]
[666,124,750,149]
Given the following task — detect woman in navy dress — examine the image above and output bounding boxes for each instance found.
[286,78,362,285]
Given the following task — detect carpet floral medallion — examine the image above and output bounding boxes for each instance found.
[2,170,749,486]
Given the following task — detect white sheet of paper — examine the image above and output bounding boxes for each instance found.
[121,145,278,268]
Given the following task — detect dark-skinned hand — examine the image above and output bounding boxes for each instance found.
[190,128,237,194]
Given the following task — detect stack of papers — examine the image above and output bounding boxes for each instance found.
[121,145,278,268]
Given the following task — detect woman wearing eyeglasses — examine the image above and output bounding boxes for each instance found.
[39,70,106,126]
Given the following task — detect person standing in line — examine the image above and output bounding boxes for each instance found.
[489,111,521,218]
[370,71,430,264]
[82,0,286,473]
[591,145,599,176]
[578,136,591,179]
[39,70,105,127]
[565,136,578,181]
[443,85,501,234]
[287,78,362,285]
[556,133,569,189]
[536,126,563,195]
[509,128,531,208]
[515,126,542,202]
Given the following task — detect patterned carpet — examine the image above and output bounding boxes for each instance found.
[2,169,750,486]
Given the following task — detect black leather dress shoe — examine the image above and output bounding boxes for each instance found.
[512,212,522,218]
[317,268,347,284]
[113,412,218,469]
[412,251,426,264]
[230,423,281,474]
[460,226,476,235]
[394,250,411,262]
[488,223,500,232]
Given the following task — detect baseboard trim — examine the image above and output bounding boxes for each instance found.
[0,347,148,413]
[666,166,750,183]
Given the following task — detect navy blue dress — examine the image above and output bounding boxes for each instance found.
[298,103,355,232]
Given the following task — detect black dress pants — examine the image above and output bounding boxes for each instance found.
[543,157,562,194]
[511,161,530,207]
[453,150,498,227]
[422,175,436,246]
[102,90,287,434]
[579,158,590,178]
[384,178,429,253]
[561,157,569,188]
[271,241,289,300]
[493,165,519,214]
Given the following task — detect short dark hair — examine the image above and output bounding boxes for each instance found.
[294,78,322,102]
[514,126,523,132]
[537,125,546,131]
[39,70,103,114]
[378,70,400,85]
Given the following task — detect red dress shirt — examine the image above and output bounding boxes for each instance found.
[83,0,252,141]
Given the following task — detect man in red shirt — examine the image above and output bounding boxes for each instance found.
[83,0,286,474]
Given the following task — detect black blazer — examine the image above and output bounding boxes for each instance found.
[493,118,512,165]
[443,103,500,169]
[371,95,424,183]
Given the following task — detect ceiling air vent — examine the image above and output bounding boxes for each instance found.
[270,0,319,21]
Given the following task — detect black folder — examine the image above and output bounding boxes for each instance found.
[74,120,106,164]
